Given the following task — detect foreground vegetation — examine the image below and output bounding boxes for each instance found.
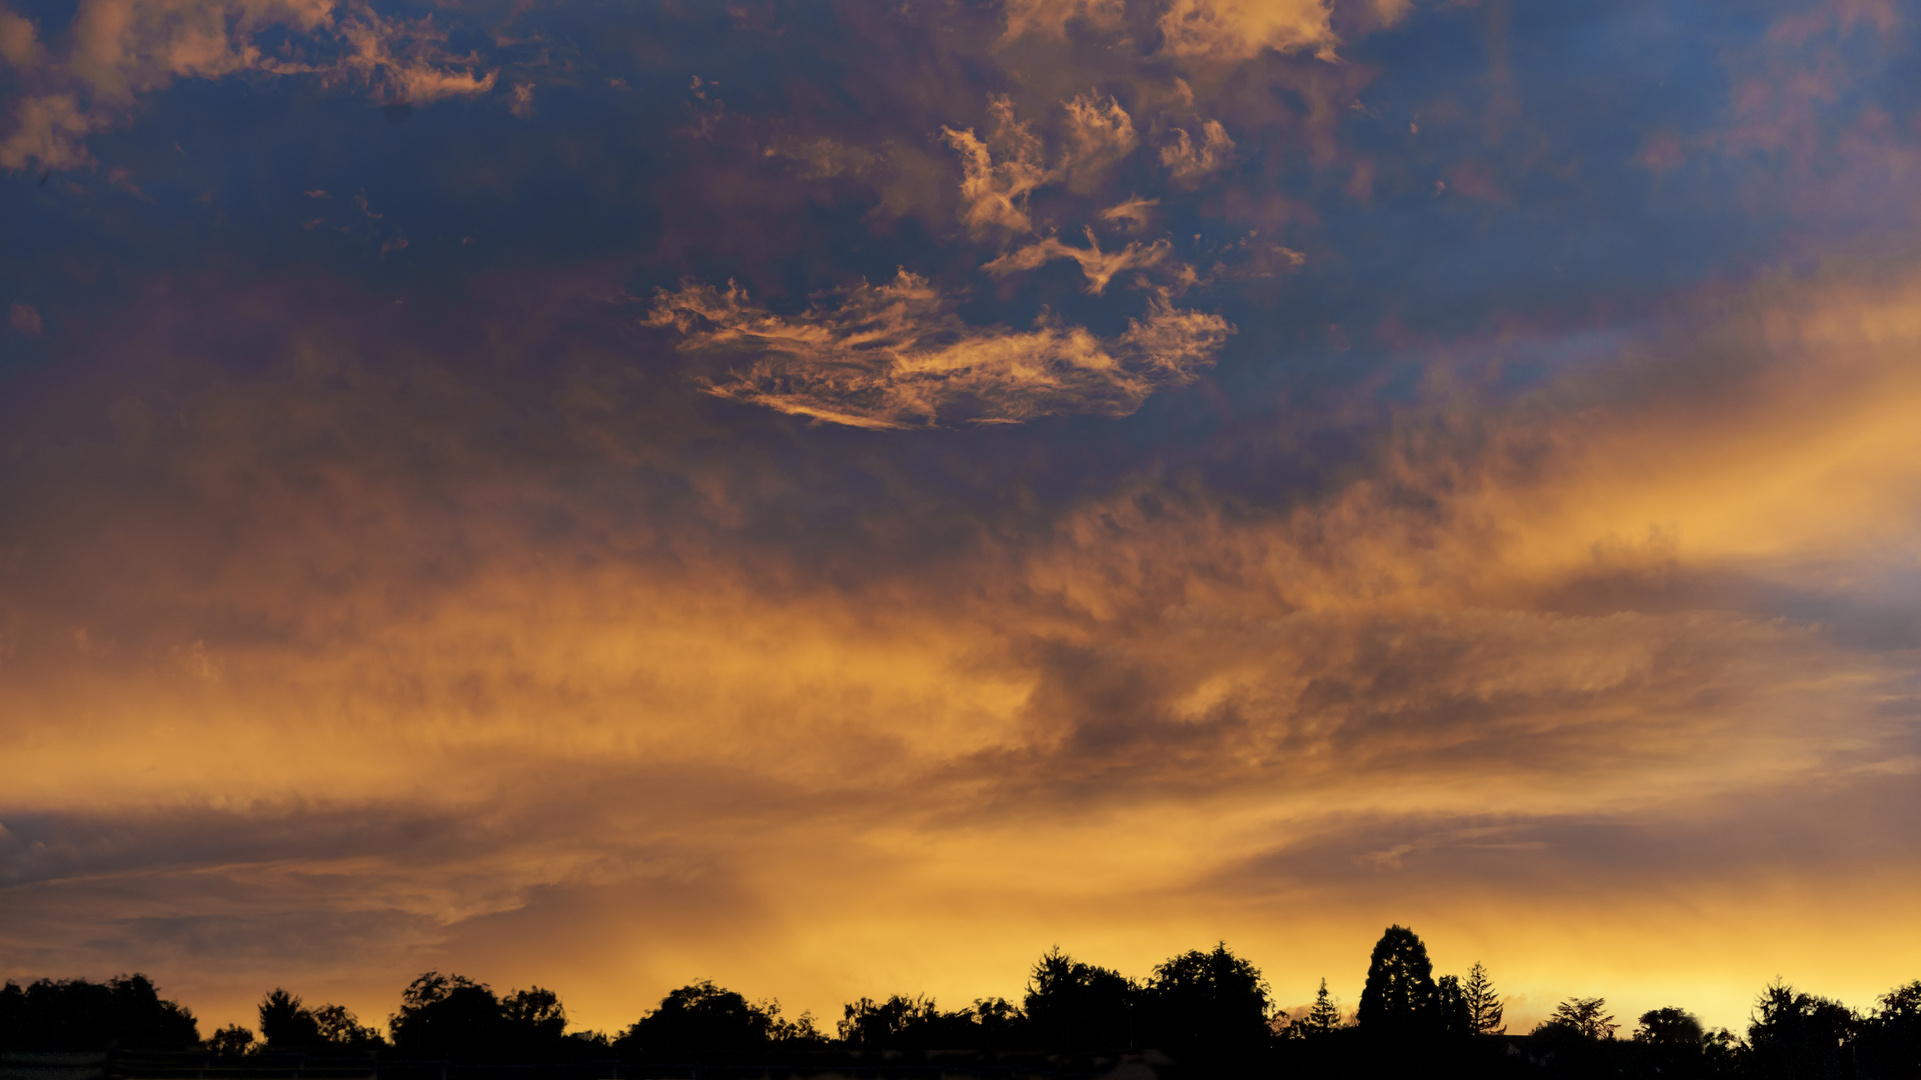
[3,926,1917,1078]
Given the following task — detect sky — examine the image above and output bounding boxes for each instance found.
[2,0,1920,1042]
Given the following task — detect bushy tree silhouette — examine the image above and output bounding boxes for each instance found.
[1541,997,1617,1040]
[1358,926,1440,1041]
[387,972,564,1062]
[0,975,199,1052]
[835,994,1018,1051]
[1138,942,1269,1058]
[389,974,501,1059]
[1634,1007,1704,1045]
[311,1003,383,1050]
[258,990,382,1053]
[1858,980,1921,1079]
[967,997,1024,1048]
[1747,980,1855,1080]
[1022,948,1133,1051]
[499,988,565,1056]
[615,981,777,1057]
[259,989,324,1050]
[205,1024,255,1056]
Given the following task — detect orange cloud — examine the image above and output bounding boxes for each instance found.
[1160,119,1235,186]
[980,228,1171,294]
[1061,91,1138,188]
[644,272,1231,427]
[1099,195,1158,230]
[941,95,1058,237]
[0,0,495,171]
[1157,0,1340,63]
[999,0,1125,43]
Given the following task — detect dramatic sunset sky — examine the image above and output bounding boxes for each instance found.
[3,0,1920,1040]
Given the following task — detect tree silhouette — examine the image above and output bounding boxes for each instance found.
[259,989,324,1050]
[386,972,560,1062]
[1747,980,1855,1080]
[1022,948,1134,1051]
[1461,962,1505,1035]
[0,975,199,1053]
[1137,942,1269,1058]
[1876,980,1921,1019]
[1858,980,1921,1079]
[1358,925,1440,1040]
[1634,1006,1704,1045]
[1542,997,1617,1040]
[205,1024,255,1056]
[389,974,503,1059]
[966,997,1023,1048]
[1435,975,1471,1039]
[615,981,777,1057]
[1296,978,1343,1037]
[833,994,1017,1051]
[837,995,937,1048]
[311,1003,383,1050]
[499,988,565,1057]
[258,990,381,1052]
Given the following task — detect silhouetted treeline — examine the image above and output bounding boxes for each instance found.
[0,975,198,1052]
[5,926,1919,1079]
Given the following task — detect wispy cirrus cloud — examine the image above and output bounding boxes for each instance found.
[1161,118,1235,186]
[1060,91,1138,189]
[941,95,1059,238]
[981,228,1172,294]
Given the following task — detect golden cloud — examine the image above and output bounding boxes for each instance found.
[980,228,1172,294]
[1160,118,1235,186]
[1157,0,1340,63]
[941,95,1059,237]
[1061,91,1138,189]
[0,0,495,171]
[644,271,1232,427]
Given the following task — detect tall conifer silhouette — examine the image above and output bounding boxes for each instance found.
[1300,978,1342,1036]
[1463,962,1505,1035]
[1358,925,1439,1038]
